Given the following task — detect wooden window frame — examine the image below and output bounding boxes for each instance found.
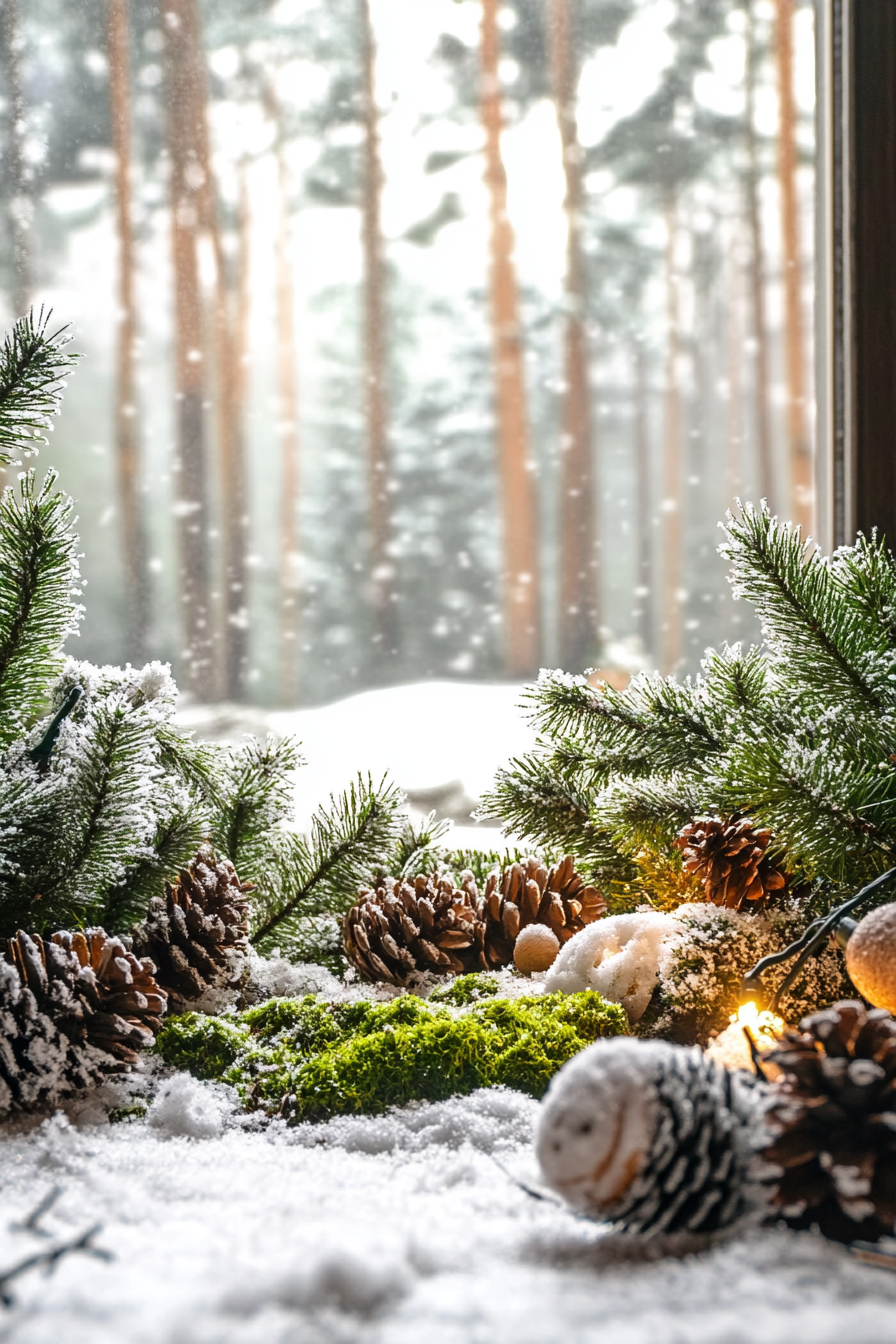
[816,0,896,551]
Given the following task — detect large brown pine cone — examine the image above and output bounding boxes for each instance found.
[344,871,479,985]
[761,1001,896,1243]
[3,927,167,1072]
[343,856,606,986]
[673,814,787,912]
[478,855,607,967]
[131,846,252,1011]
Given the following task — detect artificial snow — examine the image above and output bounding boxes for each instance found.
[2,1087,896,1342]
[545,911,681,1020]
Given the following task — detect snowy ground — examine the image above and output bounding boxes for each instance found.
[2,1078,896,1344]
[175,679,538,845]
[3,682,896,1341]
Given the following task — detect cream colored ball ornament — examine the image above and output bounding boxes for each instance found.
[513,923,560,973]
[845,903,896,1011]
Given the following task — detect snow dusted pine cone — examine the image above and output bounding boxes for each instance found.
[537,1036,768,1238]
[343,856,606,986]
[0,928,167,1114]
[131,846,252,1011]
[761,1001,896,1243]
[673,814,787,912]
[479,855,607,967]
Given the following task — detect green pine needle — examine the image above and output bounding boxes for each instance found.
[0,309,78,466]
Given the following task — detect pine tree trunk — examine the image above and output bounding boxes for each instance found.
[164,0,214,695]
[660,188,682,675]
[1,0,30,318]
[107,0,148,664]
[268,89,302,704]
[480,0,540,676]
[633,339,653,659]
[185,10,248,702]
[745,0,774,508]
[360,0,397,668]
[548,0,597,672]
[725,224,744,509]
[773,0,812,533]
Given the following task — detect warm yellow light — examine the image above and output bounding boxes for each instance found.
[734,1000,785,1047]
[704,1001,786,1072]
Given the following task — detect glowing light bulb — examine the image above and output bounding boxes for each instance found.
[704,1001,786,1072]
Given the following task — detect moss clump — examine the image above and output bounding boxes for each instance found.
[635,905,853,1044]
[156,1012,250,1079]
[155,989,627,1122]
[429,973,501,1005]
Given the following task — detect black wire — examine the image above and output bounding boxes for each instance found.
[740,866,896,1013]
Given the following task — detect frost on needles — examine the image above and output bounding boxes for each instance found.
[0,311,403,954]
[481,506,896,901]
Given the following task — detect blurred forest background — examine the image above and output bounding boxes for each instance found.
[0,0,816,706]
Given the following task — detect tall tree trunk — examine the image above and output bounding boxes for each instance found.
[773,0,812,533]
[360,0,397,668]
[164,0,214,695]
[480,0,540,675]
[660,188,682,675]
[187,15,248,702]
[745,0,774,508]
[267,89,302,704]
[1,0,30,317]
[632,339,653,660]
[725,223,744,509]
[548,0,597,672]
[107,0,148,664]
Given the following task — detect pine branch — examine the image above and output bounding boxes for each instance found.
[478,752,634,881]
[251,774,404,955]
[721,504,887,715]
[100,803,208,931]
[0,471,81,746]
[0,309,78,467]
[30,701,161,926]
[208,735,304,883]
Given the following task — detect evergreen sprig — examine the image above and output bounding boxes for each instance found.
[0,471,82,746]
[0,310,78,466]
[250,773,404,959]
[482,504,896,896]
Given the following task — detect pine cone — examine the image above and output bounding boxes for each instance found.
[478,855,606,967]
[673,814,787,912]
[131,847,252,1011]
[761,1001,896,1243]
[343,856,606,986]
[537,1036,766,1237]
[344,871,480,986]
[0,928,167,1114]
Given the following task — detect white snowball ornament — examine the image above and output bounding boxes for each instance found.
[536,1036,766,1237]
[544,911,680,1020]
[513,924,560,973]
[845,903,896,1011]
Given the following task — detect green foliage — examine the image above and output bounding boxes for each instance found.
[0,470,82,746]
[248,773,405,959]
[481,506,896,897]
[0,311,78,467]
[156,989,628,1121]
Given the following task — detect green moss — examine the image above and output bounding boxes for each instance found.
[155,988,627,1122]
[428,973,501,1005]
[155,1013,250,1079]
[108,1102,147,1124]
